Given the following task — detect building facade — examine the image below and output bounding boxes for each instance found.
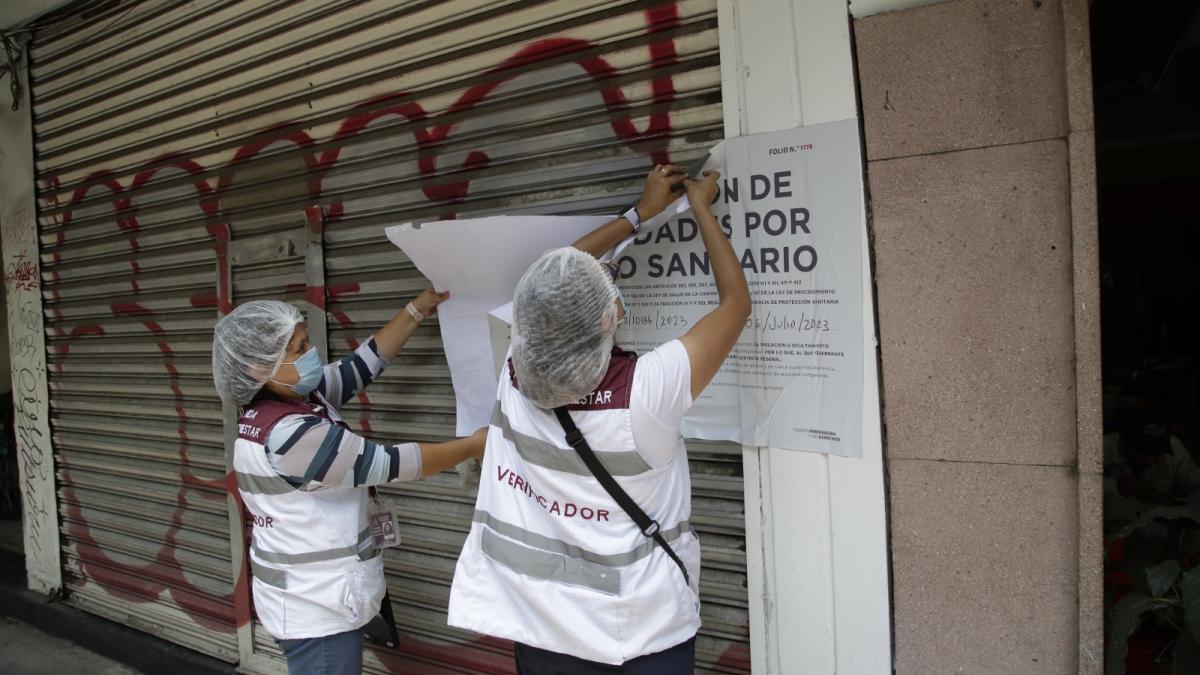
[1,0,1099,673]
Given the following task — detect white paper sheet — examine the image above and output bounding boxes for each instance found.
[388,129,867,454]
[610,124,866,454]
[385,216,610,434]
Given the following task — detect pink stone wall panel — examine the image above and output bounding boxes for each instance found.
[888,459,1078,674]
[855,0,1068,161]
[855,0,1086,670]
[869,140,1076,466]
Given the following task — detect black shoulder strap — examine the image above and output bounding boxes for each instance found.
[553,407,691,588]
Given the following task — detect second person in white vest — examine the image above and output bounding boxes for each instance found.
[212,292,487,675]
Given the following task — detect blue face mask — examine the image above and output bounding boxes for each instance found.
[275,347,323,396]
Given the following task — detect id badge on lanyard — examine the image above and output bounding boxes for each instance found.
[368,488,401,550]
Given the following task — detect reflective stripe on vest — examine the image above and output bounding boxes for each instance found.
[490,404,651,477]
[252,526,378,565]
[251,560,287,589]
[481,528,619,595]
[474,510,691,569]
[235,470,294,495]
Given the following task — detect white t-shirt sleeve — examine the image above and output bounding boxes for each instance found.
[630,339,693,468]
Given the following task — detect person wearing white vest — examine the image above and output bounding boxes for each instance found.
[212,292,485,675]
[448,166,751,673]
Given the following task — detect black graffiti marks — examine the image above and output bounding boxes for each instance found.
[5,244,51,558]
[13,333,37,360]
[14,367,49,555]
[12,298,41,359]
[17,296,38,330]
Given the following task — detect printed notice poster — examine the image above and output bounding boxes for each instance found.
[614,120,866,455]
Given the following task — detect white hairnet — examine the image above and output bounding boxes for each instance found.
[511,247,619,409]
[212,300,304,406]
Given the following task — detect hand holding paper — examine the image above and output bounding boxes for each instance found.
[635,163,690,218]
[411,288,450,317]
[386,216,611,434]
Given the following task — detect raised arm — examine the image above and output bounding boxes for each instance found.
[572,164,688,258]
[372,288,451,361]
[316,289,451,407]
[677,171,752,400]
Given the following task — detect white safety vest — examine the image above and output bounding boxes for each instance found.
[233,394,384,640]
[448,348,701,665]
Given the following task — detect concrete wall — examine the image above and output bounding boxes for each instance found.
[1,31,62,593]
[854,0,1100,672]
[0,278,9,395]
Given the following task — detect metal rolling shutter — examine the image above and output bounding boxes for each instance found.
[32,1,245,661]
[30,1,747,672]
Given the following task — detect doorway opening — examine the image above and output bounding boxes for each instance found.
[1093,1,1200,673]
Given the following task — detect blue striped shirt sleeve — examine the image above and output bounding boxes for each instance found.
[316,337,388,409]
[265,415,422,488]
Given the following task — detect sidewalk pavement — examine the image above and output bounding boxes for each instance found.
[0,544,235,675]
[1,615,146,675]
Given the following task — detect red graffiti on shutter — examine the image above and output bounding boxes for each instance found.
[36,9,753,671]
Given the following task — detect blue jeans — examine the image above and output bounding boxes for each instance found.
[276,628,363,675]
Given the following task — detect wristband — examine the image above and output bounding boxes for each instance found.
[621,202,643,234]
[405,302,425,323]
